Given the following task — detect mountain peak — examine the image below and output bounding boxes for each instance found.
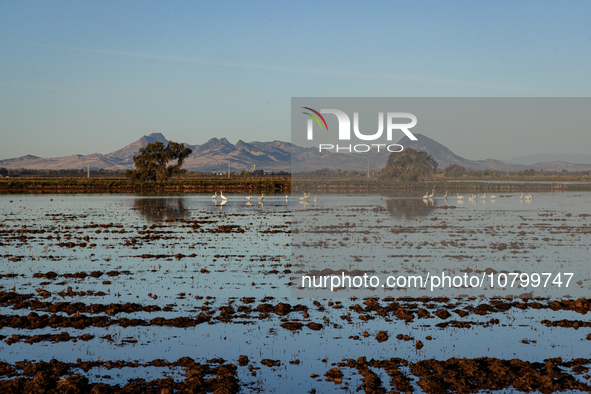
[140,133,168,144]
[235,140,251,149]
[396,133,461,163]
[106,133,169,163]
[147,132,166,138]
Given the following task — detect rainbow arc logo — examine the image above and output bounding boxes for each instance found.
[302,107,328,131]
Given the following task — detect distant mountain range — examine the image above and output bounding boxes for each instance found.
[2,133,591,173]
[507,153,591,166]
[0,133,294,172]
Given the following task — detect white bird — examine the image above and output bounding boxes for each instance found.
[220,192,227,200]
[286,195,289,201]
[258,193,265,201]
[313,195,317,203]
[457,193,464,200]
[490,194,496,199]
[444,191,448,199]
[525,193,533,201]
[468,195,474,202]
[480,193,486,200]
[520,193,524,200]
[299,193,310,201]
[428,188,434,198]
[245,195,252,200]
[212,192,218,199]
[423,191,429,199]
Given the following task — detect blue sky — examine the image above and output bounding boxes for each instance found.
[1,1,590,160]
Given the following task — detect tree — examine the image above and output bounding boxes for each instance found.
[379,148,438,181]
[125,141,193,182]
[443,164,466,178]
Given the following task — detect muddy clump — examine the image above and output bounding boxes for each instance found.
[375,331,389,343]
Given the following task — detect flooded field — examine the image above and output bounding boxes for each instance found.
[1,192,591,393]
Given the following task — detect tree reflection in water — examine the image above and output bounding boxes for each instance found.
[385,197,436,220]
[132,197,190,222]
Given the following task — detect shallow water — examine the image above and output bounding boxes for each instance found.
[1,192,591,392]
[293,191,591,298]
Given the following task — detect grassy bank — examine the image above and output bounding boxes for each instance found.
[0,176,291,193]
[292,178,591,192]
[2,176,591,193]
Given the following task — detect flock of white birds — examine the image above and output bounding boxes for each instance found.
[211,191,294,206]
[208,191,534,208]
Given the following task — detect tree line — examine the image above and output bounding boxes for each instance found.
[295,149,590,180]
[0,168,126,178]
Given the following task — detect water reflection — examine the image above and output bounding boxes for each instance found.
[132,197,190,222]
[385,197,436,220]
[212,199,228,211]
